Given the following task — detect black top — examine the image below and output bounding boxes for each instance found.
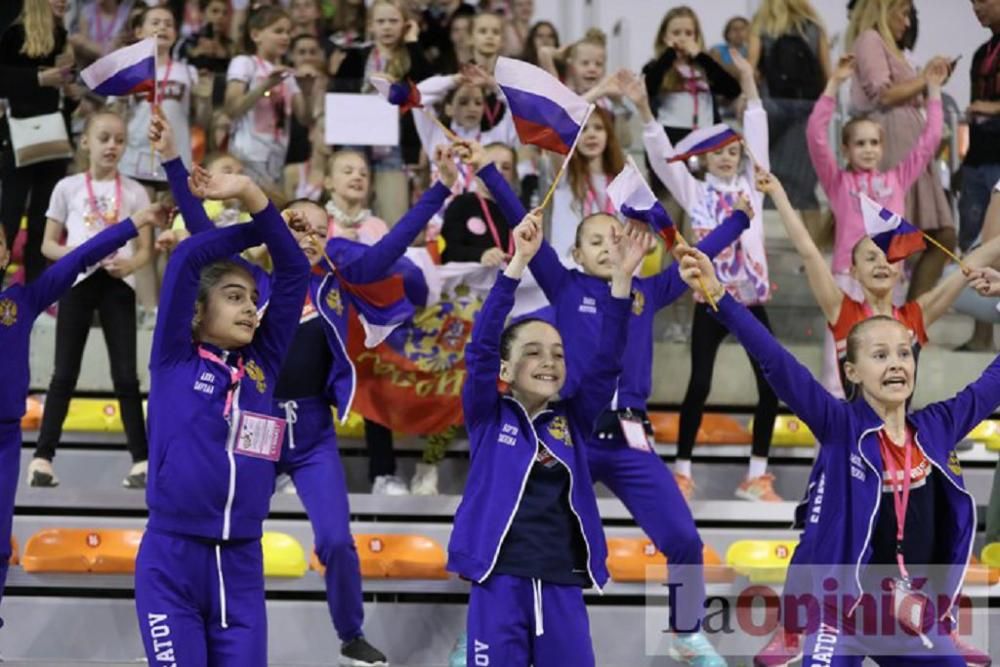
[440,192,510,264]
[493,443,591,586]
[869,469,939,574]
[418,3,476,71]
[176,26,231,75]
[641,48,741,132]
[0,22,66,118]
[966,33,1000,167]
[274,316,333,399]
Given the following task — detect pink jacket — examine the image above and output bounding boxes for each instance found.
[806,94,942,273]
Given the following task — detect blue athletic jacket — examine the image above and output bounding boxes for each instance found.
[478,163,749,407]
[165,156,448,419]
[0,220,139,423]
[146,203,309,541]
[713,294,984,614]
[447,273,631,588]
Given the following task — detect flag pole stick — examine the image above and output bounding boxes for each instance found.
[424,109,460,142]
[538,104,595,211]
[150,43,158,176]
[922,231,966,269]
[673,230,718,311]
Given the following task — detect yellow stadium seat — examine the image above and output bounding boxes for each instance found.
[10,536,18,566]
[22,528,142,573]
[726,539,798,584]
[649,411,751,445]
[311,534,449,579]
[981,542,1000,568]
[62,398,125,433]
[606,538,733,583]
[638,242,664,278]
[764,415,816,447]
[966,420,1000,450]
[20,396,42,430]
[333,410,366,439]
[261,532,307,578]
[965,555,1000,586]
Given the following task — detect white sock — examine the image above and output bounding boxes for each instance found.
[748,456,768,479]
[674,459,692,477]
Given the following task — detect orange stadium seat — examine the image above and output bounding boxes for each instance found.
[191,125,206,165]
[20,396,42,430]
[22,528,143,573]
[965,555,1000,586]
[606,538,733,583]
[311,534,449,579]
[10,536,18,565]
[648,412,751,445]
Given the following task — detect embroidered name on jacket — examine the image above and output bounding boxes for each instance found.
[193,371,216,395]
[578,296,597,314]
[246,360,267,393]
[498,423,518,446]
[850,453,866,482]
[547,416,572,447]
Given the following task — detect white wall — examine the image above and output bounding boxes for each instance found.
[532,0,984,107]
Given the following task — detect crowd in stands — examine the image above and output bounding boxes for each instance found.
[2,0,1000,665]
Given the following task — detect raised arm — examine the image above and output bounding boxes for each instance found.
[677,248,846,443]
[150,109,215,235]
[921,349,1000,448]
[893,62,947,191]
[731,49,770,173]
[918,233,1000,326]
[808,55,856,195]
[624,72,702,213]
[757,171,843,323]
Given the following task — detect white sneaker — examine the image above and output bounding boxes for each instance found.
[275,473,297,495]
[372,474,409,496]
[27,457,59,487]
[410,462,439,495]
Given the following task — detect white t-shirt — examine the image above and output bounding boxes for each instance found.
[226,55,301,183]
[46,172,151,289]
[119,60,197,182]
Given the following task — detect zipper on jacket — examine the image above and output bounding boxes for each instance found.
[221,381,241,541]
[543,434,601,592]
[478,398,551,585]
[912,432,976,618]
[316,274,356,424]
[848,425,884,618]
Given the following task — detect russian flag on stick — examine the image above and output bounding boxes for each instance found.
[370,76,423,114]
[81,38,157,99]
[859,193,925,262]
[607,158,677,249]
[494,56,592,155]
[667,124,741,163]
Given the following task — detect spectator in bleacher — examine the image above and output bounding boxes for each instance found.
[0,199,166,623]
[709,16,749,78]
[284,33,328,169]
[135,164,309,667]
[501,0,532,57]
[68,0,134,63]
[440,141,514,264]
[957,0,1000,352]
[846,0,956,301]
[417,0,475,71]
[0,0,75,284]
[329,0,431,222]
[328,0,366,49]
[225,5,316,187]
[28,110,153,490]
[518,19,558,69]
[637,52,780,502]
[449,209,641,667]
[176,0,234,76]
[289,0,325,40]
[677,244,993,666]
[747,0,829,238]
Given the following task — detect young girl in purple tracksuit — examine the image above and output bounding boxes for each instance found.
[0,206,165,625]
[461,137,742,665]
[450,209,644,666]
[150,112,456,666]
[678,246,988,665]
[135,169,309,666]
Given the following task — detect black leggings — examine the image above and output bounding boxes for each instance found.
[34,270,148,463]
[364,418,396,482]
[677,303,778,461]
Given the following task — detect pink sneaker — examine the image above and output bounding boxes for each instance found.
[952,630,991,666]
[674,473,695,502]
[736,473,784,502]
[754,627,802,667]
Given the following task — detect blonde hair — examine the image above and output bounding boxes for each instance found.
[20,0,55,58]
[845,0,908,58]
[369,0,411,80]
[565,28,605,63]
[751,0,825,38]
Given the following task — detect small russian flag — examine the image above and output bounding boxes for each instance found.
[667,124,742,163]
[859,193,925,262]
[80,38,157,98]
[370,77,423,114]
[607,158,677,248]
[494,56,592,155]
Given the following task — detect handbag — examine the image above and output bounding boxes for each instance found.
[7,111,73,167]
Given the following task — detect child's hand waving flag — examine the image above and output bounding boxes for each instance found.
[607,158,677,249]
